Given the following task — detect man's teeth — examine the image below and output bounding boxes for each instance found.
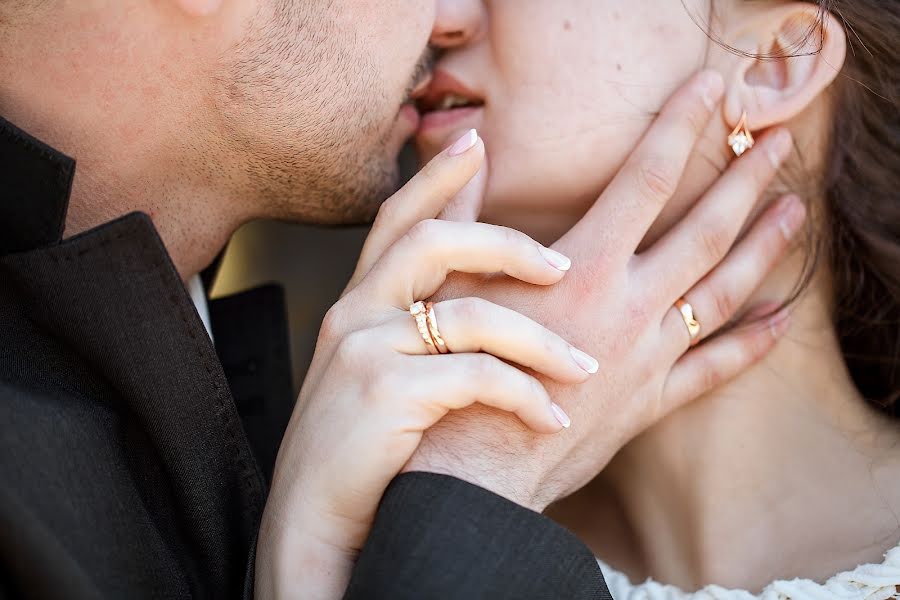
[437,94,474,110]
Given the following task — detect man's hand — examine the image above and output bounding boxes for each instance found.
[405,70,804,511]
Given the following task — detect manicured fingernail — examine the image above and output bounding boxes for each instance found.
[570,347,599,374]
[447,129,478,156]
[539,246,572,271]
[699,70,724,110]
[551,403,571,429]
[767,129,793,168]
[778,195,806,241]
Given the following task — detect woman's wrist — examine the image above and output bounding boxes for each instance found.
[256,500,359,600]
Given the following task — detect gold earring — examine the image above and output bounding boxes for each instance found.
[727,111,755,157]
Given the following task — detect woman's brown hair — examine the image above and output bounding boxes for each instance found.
[691,0,900,416]
[814,1,900,416]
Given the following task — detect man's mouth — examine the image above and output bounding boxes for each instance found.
[415,70,484,117]
[409,74,433,104]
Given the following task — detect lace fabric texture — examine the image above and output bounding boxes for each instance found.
[597,544,900,600]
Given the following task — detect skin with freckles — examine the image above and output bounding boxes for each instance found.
[416,0,900,591]
[418,1,712,244]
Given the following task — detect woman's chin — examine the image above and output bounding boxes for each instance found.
[415,106,485,162]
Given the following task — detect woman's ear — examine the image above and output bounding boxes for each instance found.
[723,3,847,131]
[172,0,224,18]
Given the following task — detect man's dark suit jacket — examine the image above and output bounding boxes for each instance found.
[0,116,609,599]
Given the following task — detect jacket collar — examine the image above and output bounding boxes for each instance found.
[0,115,228,286]
[0,116,74,256]
[0,116,268,595]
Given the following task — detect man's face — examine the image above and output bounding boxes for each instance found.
[217,0,435,224]
[1,0,433,229]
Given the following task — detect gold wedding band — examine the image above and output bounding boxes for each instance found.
[410,301,439,355]
[675,298,701,346]
[425,302,449,354]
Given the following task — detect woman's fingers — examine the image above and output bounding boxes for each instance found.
[559,70,724,261]
[395,353,571,434]
[359,219,573,307]
[384,297,598,384]
[639,128,793,300]
[436,157,488,223]
[659,193,806,353]
[350,129,485,289]
[659,307,790,418]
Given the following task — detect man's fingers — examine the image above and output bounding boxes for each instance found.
[559,70,724,261]
[658,193,806,354]
[639,128,793,301]
[358,220,572,307]
[351,129,484,287]
[659,307,790,417]
[384,297,598,384]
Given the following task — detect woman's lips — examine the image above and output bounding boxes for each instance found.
[415,68,485,143]
[416,105,483,141]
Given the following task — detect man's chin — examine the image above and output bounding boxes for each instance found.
[278,166,399,227]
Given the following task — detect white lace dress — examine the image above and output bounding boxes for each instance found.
[597,544,900,600]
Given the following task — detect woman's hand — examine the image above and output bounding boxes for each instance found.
[406,69,805,509]
[255,131,596,599]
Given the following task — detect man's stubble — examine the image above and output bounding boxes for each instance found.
[214,1,431,227]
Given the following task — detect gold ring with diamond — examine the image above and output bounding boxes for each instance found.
[410,301,439,355]
[425,302,449,354]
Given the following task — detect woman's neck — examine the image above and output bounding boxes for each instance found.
[549,262,900,592]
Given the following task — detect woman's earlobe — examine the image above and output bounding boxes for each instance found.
[723,2,847,132]
[727,111,755,157]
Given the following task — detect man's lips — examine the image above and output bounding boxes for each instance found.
[416,70,483,112]
[410,73,433,102]
[399,103,421,129]
[394,71,433,133]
